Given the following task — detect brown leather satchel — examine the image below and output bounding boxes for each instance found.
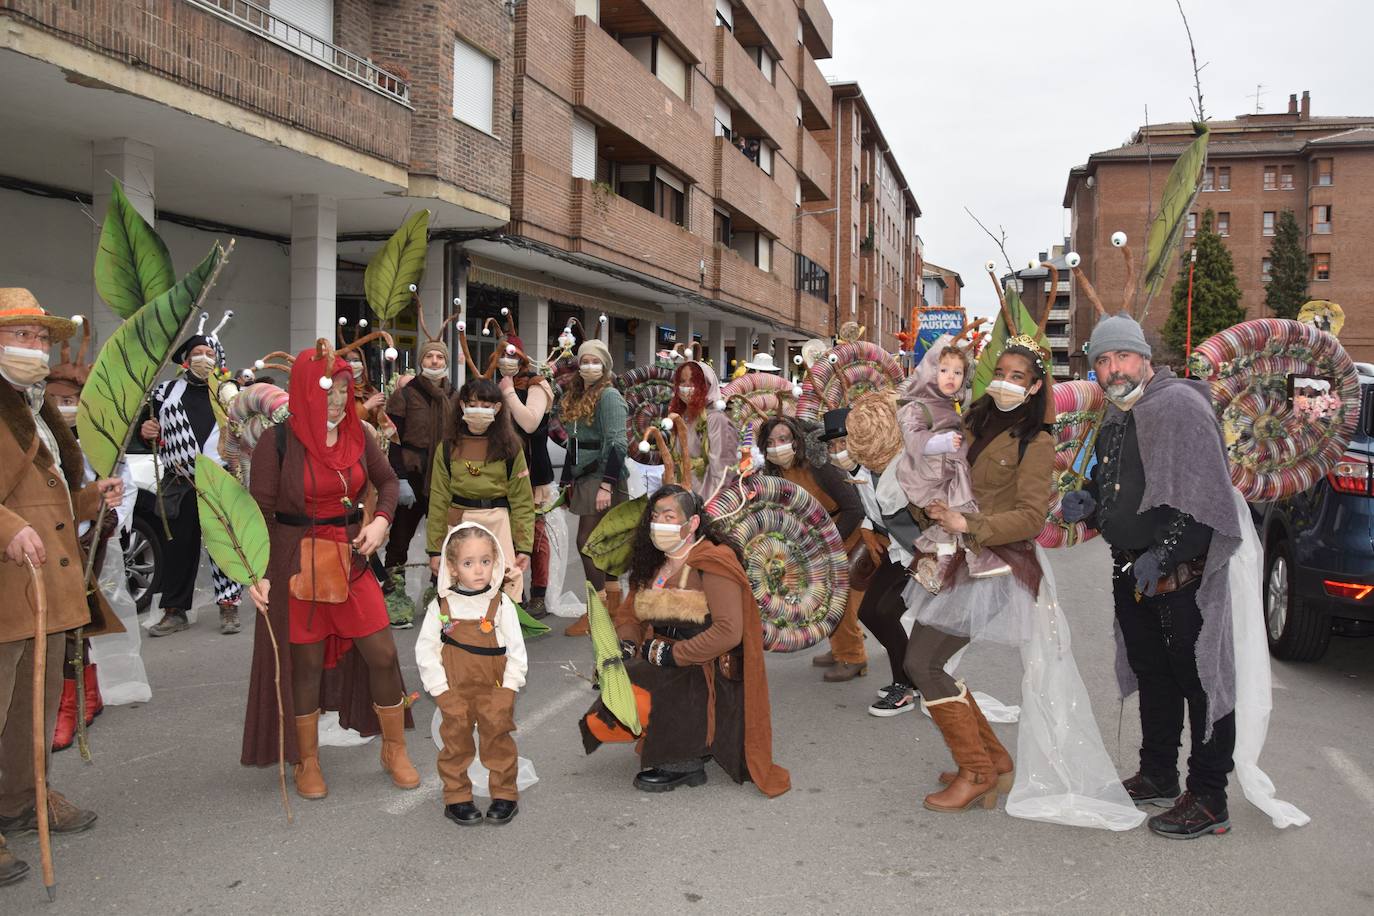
[289,538,352,604]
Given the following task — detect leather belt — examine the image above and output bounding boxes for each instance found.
[275,509,363,527]
[451,495,510,510]
[1154,557,1207,595]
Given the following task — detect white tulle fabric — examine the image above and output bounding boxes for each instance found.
[543,507,585,618]
[1224,489,1309,828]
[1003,546,1145,830]
[88,540,152,705]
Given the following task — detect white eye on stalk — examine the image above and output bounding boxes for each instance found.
[1065,252,1081,268]
[1111,231,1128,248]
[318,376,334,390]
[638,441,651,454]
[384,347,398,360]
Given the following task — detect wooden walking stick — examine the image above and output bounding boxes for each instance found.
[25,558,56,900]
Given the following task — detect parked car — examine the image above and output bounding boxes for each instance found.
[1257,373,1374,660]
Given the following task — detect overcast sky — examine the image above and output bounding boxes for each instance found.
[819,0,1373,322]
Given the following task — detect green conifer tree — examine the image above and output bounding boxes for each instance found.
[1264,209,1308,320]
[1162,209,1246,354]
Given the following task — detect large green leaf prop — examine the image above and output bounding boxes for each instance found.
[582,496,647,577]
[364,209,430,321]
[971,287,1050,400]
[194,455,270,584]
[1142,125,1210,305]
[587,583,641,735]
[94,180,176,320]
[78,246,222,477]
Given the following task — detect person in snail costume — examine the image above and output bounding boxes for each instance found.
[137,311,245,637]
[666,343,738,501]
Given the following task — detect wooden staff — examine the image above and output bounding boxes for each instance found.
[25,558,56,900]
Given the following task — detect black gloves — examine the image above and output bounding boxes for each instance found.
[642,638,676,667]
[1131,549,1164,598]
[1061,489,1096,524]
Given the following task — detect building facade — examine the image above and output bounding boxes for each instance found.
[452,0,838,376]
[1065,91,1374,363]
[921,261,963,310]
[807,81,921,353]
[0,0,513,367]
[1006,245,1072,379]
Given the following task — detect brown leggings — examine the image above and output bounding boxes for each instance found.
[576,512,607,592]
[290,629,404,715]
[902,622,970,702]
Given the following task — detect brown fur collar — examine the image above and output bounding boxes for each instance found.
[633,577,711,625]
[0,381,86,490]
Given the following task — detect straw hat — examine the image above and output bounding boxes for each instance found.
[0,289,78,341]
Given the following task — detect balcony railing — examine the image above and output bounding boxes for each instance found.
[186,0,410,105]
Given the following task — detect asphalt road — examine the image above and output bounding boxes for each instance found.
[6,534,1373,914]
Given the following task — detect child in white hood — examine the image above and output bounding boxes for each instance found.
[415,521,527,826]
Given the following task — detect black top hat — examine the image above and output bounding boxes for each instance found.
[819,407,850,442]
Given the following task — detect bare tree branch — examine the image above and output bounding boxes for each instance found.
[964,206,1015,276]
[1175,0,1206,122]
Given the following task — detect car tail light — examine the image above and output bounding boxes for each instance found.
[1323,580,1374,601]
[1327,453,1373,496]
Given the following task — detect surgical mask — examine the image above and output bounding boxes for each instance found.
[188,353,216,380]
[579,362,604,382]
[766,443,795,467]
[463,406,496,433]
[678,385,695,399]
[57,404,79,425]
[650,522,689,553]
[831,449,856,470]
[986,380,1028,412]
[1107,381,1147,411]
[0,345,50,387]
[497,357,520,376]
[326,416,344,431]
[421,366,448,382]
[349,362,364,380]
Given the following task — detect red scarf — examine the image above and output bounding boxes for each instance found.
[288,346,364,471]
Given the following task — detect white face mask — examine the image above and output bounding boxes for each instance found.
[326,416,344,431]
[650,521,689,553]
[678,385,695,399]
[349,362,364,380]
[188,353,216,380]
[421,365,448,382]
[579,361,604,382]
[766,443,796,467]
[463,406,497,433]
[1107,381,1147,411]
[831,449,856,470]
[986,379,1028,412]
[497,357,520,377]
[0,345,50,387]
[57,404,79,425]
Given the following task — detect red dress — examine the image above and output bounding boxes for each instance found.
[288,453,388,656]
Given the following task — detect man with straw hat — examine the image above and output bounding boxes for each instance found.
[0,289,123,886]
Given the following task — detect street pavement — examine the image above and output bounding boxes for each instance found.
[6,536,1374,914]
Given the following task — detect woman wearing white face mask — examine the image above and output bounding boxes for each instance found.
[425,377,535,602]
[555,339,629,636]
[578,485,790,797]
[667,347,738,501]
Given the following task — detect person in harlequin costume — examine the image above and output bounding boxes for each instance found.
[666,344,738,501]
[241,339,419,799]
[414,521,527,826]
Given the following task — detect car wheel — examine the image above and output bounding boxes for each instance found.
[1264,539,1331,661]
[122,515,163,613]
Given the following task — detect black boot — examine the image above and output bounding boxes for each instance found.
[444,802,483,826]
[633,766,708,793]
[1147,791,1230,839]
[525,594,549,619]
[486,799,519,825]
[1122,771,1182,808]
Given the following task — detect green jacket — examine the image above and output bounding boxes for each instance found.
[560,387,628,484]
[426,444,536,556]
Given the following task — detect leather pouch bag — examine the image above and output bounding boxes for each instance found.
[289,538,351,604]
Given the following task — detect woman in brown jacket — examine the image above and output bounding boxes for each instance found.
[242,341,418,800]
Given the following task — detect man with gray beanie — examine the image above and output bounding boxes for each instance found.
[1062,312,1238,839]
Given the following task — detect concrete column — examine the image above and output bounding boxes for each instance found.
[755,330,774,363]
[413,239,445,377]
[91,138,156,342]
[289,194,337,355]
[707,318,726,376]
[734,324,754,370]
[518,293,549,364]
[454,263,468,387]
[674,309,697,351]
[634,318,657,367]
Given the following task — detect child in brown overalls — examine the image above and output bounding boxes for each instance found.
[415,522,527,826]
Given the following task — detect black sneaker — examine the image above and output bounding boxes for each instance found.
[1122,771,1182,808]
[1147,791,1230,840]
[868,683,917,717]
[444,802,483,826]
[525,595,549,619]
[485,799,519,825]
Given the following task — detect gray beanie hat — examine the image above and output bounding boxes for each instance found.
[1087,314,1152,366]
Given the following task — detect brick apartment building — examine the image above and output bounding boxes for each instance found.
[921,260,963,310]
[0,0,513,365]
[453,0,840,375]
[806,81,921,353]
[1006,245,1072,379]
[1065,91,1374,363]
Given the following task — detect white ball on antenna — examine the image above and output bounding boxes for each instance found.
[358,318,368,328]
[71,315,84,326]
[318,376,333,390]
[452,297,461,306]
[384,347,398,361]
[793,354,803,366]
[456,321,466,332]
[714,399,727,411]
[661,417,674,431]
[598,314,608,324]
[408,284,418,292]
[1111,231,1127,248]
[254,359,265,370]
[338,316,348,326]
[505,344,516,355]
[481,326,491,336]
[828,353,839,364]
[792,385,803,397]
[500,307,509,316]
[985,260,997,272]
[1065,252,1082,268]
[638,440,651,454]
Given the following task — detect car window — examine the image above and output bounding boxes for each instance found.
[1360,382,1374,443]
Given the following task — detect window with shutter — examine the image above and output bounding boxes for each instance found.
[757,237,771,273]
[715,0,734,30]
[575,0,599,22]
[452,38,495,134]
[655,41,687,101]
[571,116,597,180]
[271,0,334,40]
[714,96,733,138]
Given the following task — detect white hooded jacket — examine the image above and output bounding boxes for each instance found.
[414,520,528,693]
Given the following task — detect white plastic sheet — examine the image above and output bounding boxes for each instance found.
[543,507,585,618]
[317,709,375,748]
[430,708,539,795]
[1226,489,1310,828]
[88,540,152,705]
[623,456,664,499]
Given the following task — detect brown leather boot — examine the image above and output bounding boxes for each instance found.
[568,585,613,637]
[293,710,328,800]
[938,682,1014,791]
[822,661,868,682]
[923,687,999,812]
[374,701,421,790]
[564,611,591,636]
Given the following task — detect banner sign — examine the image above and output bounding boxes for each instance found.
[912,308,967,363]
